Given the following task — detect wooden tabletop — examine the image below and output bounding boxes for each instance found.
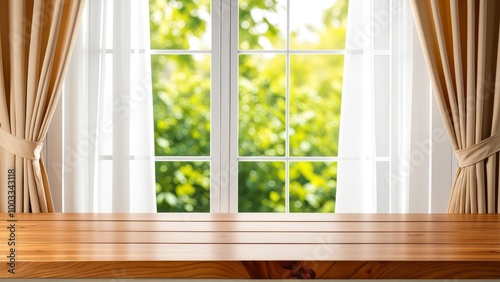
[1,213,500,279]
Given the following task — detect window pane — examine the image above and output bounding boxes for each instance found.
[99,54,114,155]
[290,55,343,156]
[156,162,210,212]
[238,162,285,212]
[152,55,210,156]
[104,1,113,49]
[290,162,337,213]
[239,54,286,156]
[290,0,348,50]
[150,0,211,50]
[376,161,390,213]
[375,55,390,157]
[239,0,287,50]
[374,0,390,50]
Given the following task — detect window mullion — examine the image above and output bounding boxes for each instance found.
[229,0,239,213]
[214,0,233,213]
[211,0,222,213]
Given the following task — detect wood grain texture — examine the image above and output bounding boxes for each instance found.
[15,230,500,244]
[10,220,500,234]
[3,261,500,279]
[243,261,500,279]
[10,261,251,279]
[8,243,500,261]
[1,213,500,279]
[7,212,500,221]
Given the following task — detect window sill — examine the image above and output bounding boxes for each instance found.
[1,213,499,279]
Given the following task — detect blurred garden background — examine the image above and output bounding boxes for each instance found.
[149,0,348,212]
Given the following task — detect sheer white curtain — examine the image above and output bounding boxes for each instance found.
[46,0,156,212]
[336,0,454,213]
[336,0,376,213]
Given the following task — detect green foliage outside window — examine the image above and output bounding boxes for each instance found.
[150,0,348,213]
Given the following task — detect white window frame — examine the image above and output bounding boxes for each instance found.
[215,0,353,212]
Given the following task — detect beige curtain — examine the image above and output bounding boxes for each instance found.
[0,0,85,213]
[411,0,500,213]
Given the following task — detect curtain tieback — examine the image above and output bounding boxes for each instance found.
[0,126,43,161]
[455,131,500,167]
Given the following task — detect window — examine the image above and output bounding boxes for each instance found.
[45,0,455,213]
[151,0,349,213]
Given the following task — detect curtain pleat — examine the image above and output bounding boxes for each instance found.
[411,0,500,213]
[0,0,85,213]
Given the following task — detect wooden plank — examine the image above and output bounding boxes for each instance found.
[258,261,500,279]
[4,212,500,222]
[3,261,251,279]
[9,243,500,261]
[3,261,500,279]
[9,230,500,244]
[11,220,500,232]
